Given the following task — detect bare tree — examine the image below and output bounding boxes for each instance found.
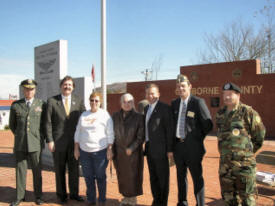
[199,20,270,65]
[151,54,163,80]
[255,0,275,73]
[199,0,275,74]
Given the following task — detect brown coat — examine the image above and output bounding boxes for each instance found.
[112,109,145,197]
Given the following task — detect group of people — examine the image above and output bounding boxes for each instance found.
[9,73,265,206]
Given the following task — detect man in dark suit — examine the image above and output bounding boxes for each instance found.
[171,74,213,206]
[9,79,46,206]
[144,83,174,206]
[45,76,85,203]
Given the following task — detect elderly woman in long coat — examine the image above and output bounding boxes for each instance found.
[112,93,145,206]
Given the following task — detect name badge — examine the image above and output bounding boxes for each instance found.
[187,111,195,118]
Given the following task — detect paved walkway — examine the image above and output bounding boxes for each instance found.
[0,131,274,206]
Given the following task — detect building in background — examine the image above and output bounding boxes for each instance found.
[0,100,14,130]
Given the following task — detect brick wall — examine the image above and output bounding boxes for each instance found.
[107,59,275,138]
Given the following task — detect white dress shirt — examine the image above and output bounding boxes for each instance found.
[25,98,34,106]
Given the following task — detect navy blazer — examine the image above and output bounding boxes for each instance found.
[144,101,174,158]
[171,95,213,157]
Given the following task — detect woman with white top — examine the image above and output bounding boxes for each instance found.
[74,92,114,206]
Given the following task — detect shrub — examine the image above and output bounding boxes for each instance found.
[4,125,10,130]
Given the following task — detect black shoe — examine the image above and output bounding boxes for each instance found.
[10,198,25,206]
[35,198,45,205]
[70,195,84,202]
[177,201,188,206]
[58,197,67,204]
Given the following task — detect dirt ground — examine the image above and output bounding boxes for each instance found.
[0,130,274,206]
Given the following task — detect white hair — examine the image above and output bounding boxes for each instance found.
[120,93,134,104]
[120,93,136,110]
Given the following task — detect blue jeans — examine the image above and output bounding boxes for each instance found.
[80,148,108,203]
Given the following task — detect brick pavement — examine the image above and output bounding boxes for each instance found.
[0,130,274,206]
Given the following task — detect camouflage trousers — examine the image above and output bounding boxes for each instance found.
[219,158,257,206]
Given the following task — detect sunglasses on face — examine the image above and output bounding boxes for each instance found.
[90,99,99,103]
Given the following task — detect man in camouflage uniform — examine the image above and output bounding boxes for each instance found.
[216,82,265,206]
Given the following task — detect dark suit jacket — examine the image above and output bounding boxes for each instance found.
[171,96,213,158]
[45,94,85,152]
[9,98,46,152]
[144,101,174,159]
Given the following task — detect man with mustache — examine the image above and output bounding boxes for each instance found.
[45,76,86,204]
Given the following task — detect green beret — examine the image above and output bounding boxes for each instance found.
[20,79,37,89]
[176,74,189,83]
[223,82,241,93]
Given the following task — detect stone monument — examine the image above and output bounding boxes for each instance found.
[35,40,68,101]
[33,40,93,166]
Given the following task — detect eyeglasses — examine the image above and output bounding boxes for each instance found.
[90,99,99,103]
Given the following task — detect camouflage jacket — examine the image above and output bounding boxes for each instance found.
[216,103,265,161]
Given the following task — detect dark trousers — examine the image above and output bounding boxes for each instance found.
[146,147,169,206]
[53,146,79,199]
[15,151,42,200]
[80,148,108,203]
[174,142,205,206]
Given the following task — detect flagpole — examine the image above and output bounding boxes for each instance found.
[101,0,107,110]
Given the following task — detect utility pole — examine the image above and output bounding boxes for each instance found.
[141,69,152,81]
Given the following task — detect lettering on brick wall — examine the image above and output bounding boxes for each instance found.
[191,85,263,95]
[191,87,219,95]
[241,85,263,94]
